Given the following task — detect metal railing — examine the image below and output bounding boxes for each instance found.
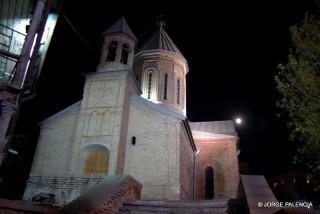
[0,23,27,83]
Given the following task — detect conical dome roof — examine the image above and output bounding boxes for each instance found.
[137,25,185,59]
[103,16,137,41]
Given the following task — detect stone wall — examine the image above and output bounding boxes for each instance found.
[29,102,80,176]
[70,70,131,176]
[23,176,105,207]
[124,95,185,200]
[195,136,239,199]
[179,123,195,200]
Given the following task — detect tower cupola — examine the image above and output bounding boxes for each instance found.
[97,16,137,72]
[133,23,189,116]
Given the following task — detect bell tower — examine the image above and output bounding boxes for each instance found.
[97,16,137,72]
[70,17,140,176]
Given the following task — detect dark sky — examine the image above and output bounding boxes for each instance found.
[18,0,318,174]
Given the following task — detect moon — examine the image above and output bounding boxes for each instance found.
[235,118,242,124]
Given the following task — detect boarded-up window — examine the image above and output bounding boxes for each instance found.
[83,149,109,175]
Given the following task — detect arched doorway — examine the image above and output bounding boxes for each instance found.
[205,166,214,199]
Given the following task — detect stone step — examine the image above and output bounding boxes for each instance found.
[118,208,173,214]
[119,208,227,214]
[121,205,169,211]
[118,200,229,214]
[124,200,228,208]
[120,206,227,214]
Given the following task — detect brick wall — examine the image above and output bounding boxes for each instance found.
[59,175,142,214]
[11,175,141,214]
[195,137,239,200]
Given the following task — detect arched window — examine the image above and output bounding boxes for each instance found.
[106,41,117,62]
[120,44,129,64]
[177,78,180,105]
[147,72,152,99]
[142,68,158,101]
[163,73,168,100]
[83,147,109,175]
[205,166,214,199]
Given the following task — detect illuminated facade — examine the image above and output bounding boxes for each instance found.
[23,17,239,206]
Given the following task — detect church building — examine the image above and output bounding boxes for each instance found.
[23,17,240,206]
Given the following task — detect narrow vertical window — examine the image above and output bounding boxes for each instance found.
[147,72,152,99]
[120,44,129,64]
[164,73,168,100]
[143,68,158,101]
[177,78,180,105]
[106,41,117,62]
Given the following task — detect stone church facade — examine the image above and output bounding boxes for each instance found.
[23,17,239,206]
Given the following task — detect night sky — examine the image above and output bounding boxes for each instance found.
[17,0,318,175]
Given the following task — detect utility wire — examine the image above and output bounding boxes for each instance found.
[137,19,158,44]
[62,13,94,52]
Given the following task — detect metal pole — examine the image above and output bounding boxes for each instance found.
[25,0,53,86]
[0,0,48,166]
[10,0,47,89]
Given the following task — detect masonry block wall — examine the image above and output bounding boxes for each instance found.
[23,176,104,207]
[24,70,139,205]
[29,103,80,176]
[71,70,132,176]
[59,175,142,214]
[124,95,191,200]
[179,123,195,200]
[195,137,239,199]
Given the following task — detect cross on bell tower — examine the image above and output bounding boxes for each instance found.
[157,15,167,29]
